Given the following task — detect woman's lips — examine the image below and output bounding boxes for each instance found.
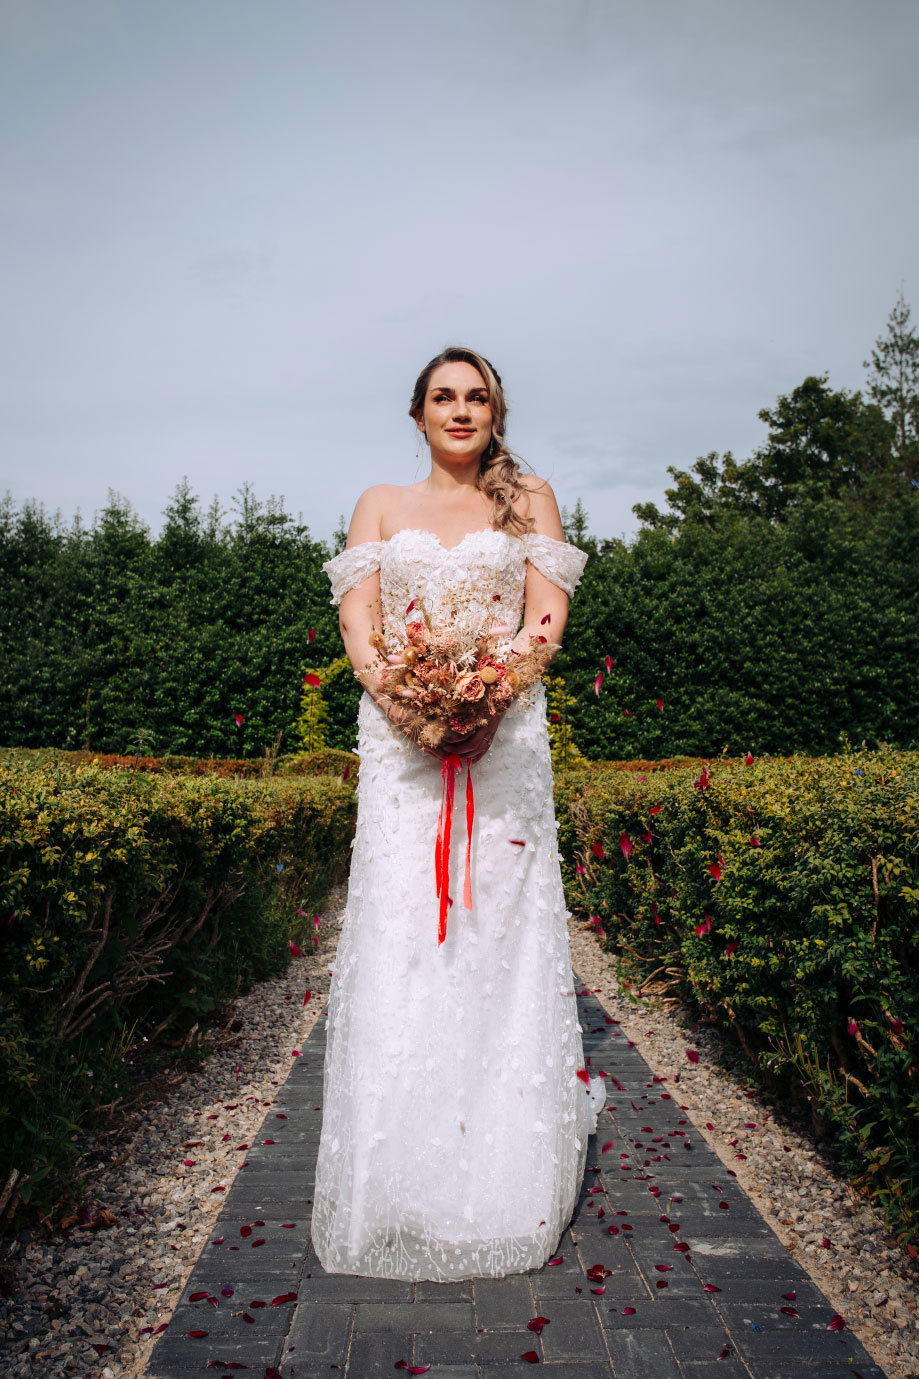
[446,429,474,436]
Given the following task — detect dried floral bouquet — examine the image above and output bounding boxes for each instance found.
[362,601,559,750]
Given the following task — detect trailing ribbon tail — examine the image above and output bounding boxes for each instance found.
[435,755,475,944]
[463,765,474,910]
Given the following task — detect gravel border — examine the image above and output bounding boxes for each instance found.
[567,914,919,1379]
[1,884,916,1379]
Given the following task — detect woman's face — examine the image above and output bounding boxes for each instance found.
[420,361,493,462]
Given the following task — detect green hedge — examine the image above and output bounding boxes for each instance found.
[0,756,356,1225]
[555,744,919,1245]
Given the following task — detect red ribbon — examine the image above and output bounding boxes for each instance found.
[435,755,475,944]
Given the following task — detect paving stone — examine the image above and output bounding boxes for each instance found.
[603,1327,683,1378]
[281,1300,352,1368]
[146,1333,284,1374]
[666,1324,736,1363]
[535,1297,609,1362]
[599,1296,717,1328]
[415,1277,475,1301]
[729,1323,873,1365]
[477,1366,612,1379]
[473,1274,533,1329]
[413,1327,543,1366]
[354,1300,474,1331]
[166,1298,293,1336]
[341,1328,413,1376]
[678,1356,751,1377]
[298,1274,413,1302]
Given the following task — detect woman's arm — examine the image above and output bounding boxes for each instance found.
[509,477,571,661]
[336,485,387,696]
[336,487,433,738]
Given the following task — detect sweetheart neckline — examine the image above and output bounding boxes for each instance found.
[380,526,518,554]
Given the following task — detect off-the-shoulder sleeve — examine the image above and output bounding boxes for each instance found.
[321,540,384,606]
[523,532,589,597]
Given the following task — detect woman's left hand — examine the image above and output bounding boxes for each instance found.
[431,714,503,766]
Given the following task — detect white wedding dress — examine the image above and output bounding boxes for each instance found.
[310,527,606,1281]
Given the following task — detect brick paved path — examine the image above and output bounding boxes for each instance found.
[146,975,886,1378]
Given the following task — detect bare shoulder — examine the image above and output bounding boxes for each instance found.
[346,484,401,545]
[514,472,564,538]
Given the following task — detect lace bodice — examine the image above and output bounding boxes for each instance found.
[322,528,588,648]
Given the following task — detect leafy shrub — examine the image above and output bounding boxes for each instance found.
[556,744,919,1245]
[0,757,356,1226]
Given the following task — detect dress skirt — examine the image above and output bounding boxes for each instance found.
[309,682,606,1280]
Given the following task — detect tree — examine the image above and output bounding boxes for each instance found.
[863,287,919,480]
[560,498,590,545]
[633,377,894,532]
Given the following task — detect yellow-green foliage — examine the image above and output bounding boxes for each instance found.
[0,756,356,1224]
[544,674,586,772]
[555,745,919,1244]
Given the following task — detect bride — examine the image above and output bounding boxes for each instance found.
[310,345,607,1281]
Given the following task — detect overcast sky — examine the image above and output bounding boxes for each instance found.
[2,0,917,546]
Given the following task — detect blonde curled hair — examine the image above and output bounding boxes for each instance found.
[408,346,539,537]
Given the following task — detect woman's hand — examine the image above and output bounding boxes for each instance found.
[432,712,504,766]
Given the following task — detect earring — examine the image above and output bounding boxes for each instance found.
[415,428,425,462]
